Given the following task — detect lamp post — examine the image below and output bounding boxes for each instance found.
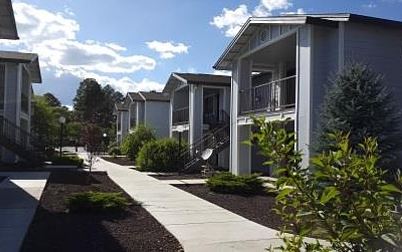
[102,132,108,153]
[59,116,66,157]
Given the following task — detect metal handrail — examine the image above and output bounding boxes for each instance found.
[240,75,296,114]
[0,115,44,158]
[172,107,189,125]
[180,122,230,171]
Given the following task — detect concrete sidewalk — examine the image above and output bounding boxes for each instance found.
[0,172,49,252]
[89,157,286,251]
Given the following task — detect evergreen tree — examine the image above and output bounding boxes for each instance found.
[314,63,402,169]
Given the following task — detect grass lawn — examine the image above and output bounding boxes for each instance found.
[22,171,183,252]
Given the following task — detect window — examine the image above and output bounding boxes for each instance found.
[0,64,5,110]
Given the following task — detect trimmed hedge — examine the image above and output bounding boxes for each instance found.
[206,172,265,195]
[49,155,84,167]
[121,124,155,160]
[66,191,130,213]
[136,138,186,172]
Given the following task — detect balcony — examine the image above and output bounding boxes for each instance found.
[239,75,296,115]
[172,107,189,125]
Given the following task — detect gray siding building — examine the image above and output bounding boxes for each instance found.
[214,13,402,175]
[115,91,170,144]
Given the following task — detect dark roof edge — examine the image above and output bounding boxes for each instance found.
[349,13,402,28]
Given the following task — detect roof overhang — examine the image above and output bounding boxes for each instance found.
[162,73,188,93]
[0,51,41,83]
[213,16,337,70]
[0,0,18,40]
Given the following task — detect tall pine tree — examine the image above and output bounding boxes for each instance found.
[314,63,402,169]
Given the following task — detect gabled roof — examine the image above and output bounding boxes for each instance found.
[128,92,143,102]
[163,72,231,93]
[139,91,169,102]
[214,13,402,70]
[0,0,18,40]
[114,102,128,112]
[0,51,41,83]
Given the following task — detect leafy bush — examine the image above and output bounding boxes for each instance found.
[206,172,265,195]
[107,142,121,157]
[121,124,155,160]
[314,63,402,170]
[136,138,185,172]
[49,155,84,167]
[251,117,402,251]
[66,191,130,213]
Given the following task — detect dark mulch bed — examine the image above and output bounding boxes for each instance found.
[150,173,205,180]
[22,171,183,252]
[0,176,5,183]
[174,184,284,231]
[102,156,134,166]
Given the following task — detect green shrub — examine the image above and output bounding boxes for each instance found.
[49,155,84,167]
[136,138,186,172]
[121,124,155,160]
[314,63,402,170]
[206,172,265,195]
[66,191,130,213]
[251,117,402,251]
[108,147,121,157]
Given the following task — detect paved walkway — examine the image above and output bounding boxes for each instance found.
[86,157,285,252]
[0,172,49,252]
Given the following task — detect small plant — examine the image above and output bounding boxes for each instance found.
[136,138,186,172]
[81,124,103,172]
[206,172,265,195]
[66,191,131,213]
[121,124,155,160]
[251,117,402,251]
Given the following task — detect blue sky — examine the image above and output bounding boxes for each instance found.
[2,0,402,107]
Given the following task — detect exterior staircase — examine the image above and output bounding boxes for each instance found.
[180,111,230,172]
[0,116,44,165]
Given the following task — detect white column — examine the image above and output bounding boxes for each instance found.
[230,58,252,175]
[169,92,174,137]
[297,25,313,168]
[189,84,203,149]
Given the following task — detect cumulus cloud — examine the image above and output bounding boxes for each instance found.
[281,8,306,15]
[146,41,189,59]
[71,69,164,94]
[210,4,251,37]
[212,70,232,76]
[0,2,160,93]
[211,0,302,37]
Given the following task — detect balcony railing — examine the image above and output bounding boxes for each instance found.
[239,75,296,114]
[172,107,189,125]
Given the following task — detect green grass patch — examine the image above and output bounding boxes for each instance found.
[66,191,131,213]
[206,172,265,195]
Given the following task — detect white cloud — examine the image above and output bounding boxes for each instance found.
[0,2,160,93]
[211,0,302,37]
[362,2,377,8]
[212,70,232,76]
[210,4,251,37]
[146,41,189,59]
[254,0,293,16]
[281,8,306,15]
[71,69,163,94]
